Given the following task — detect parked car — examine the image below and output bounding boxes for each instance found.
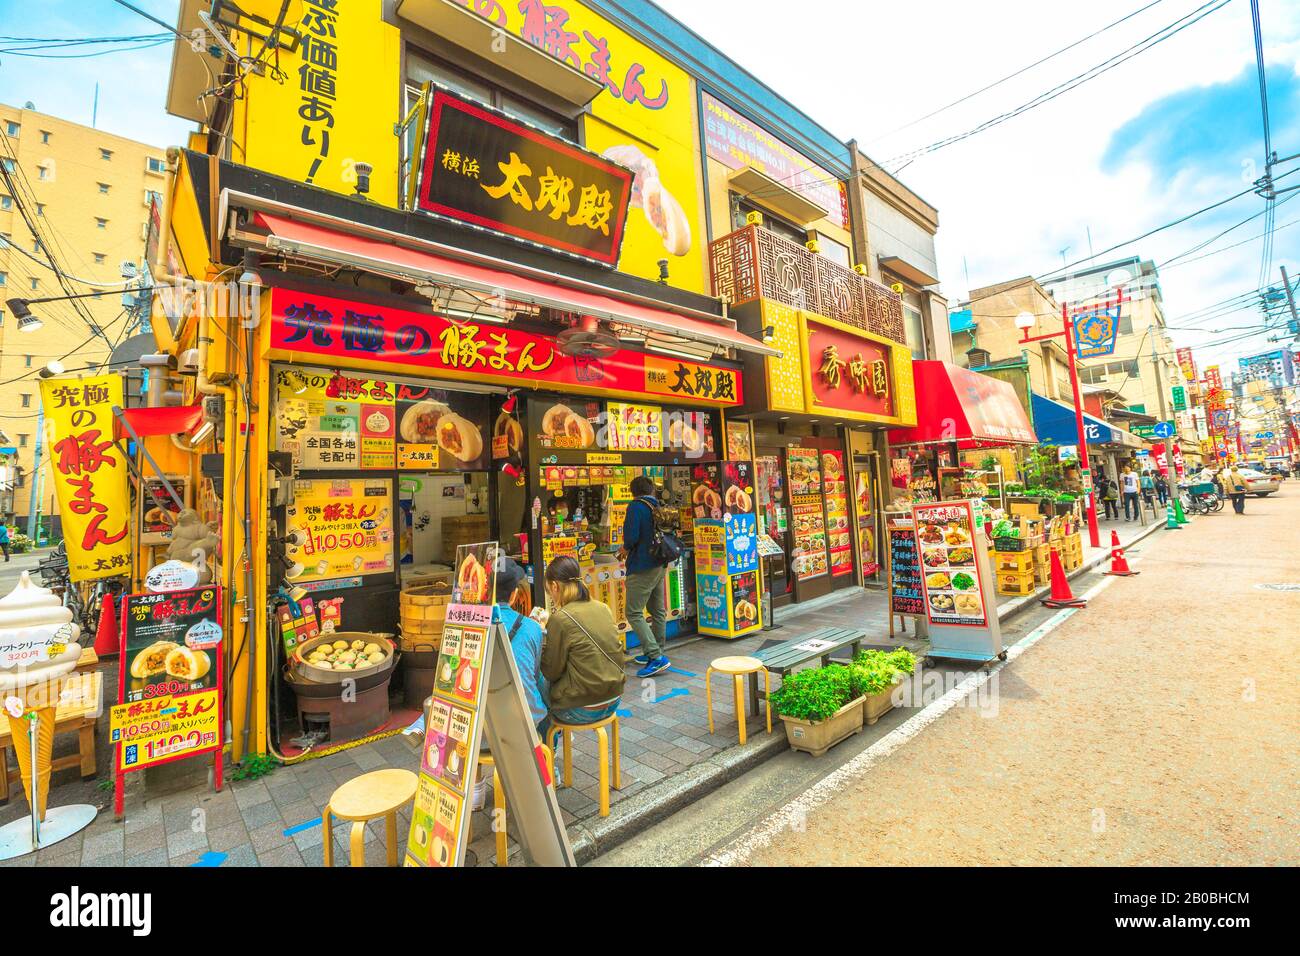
[1238,468,1281,496]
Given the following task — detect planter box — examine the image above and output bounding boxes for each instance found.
[863,681,902,726]
[779,697,865,757]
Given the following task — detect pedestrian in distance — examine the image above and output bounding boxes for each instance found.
[620,474,671,678]
[1099,471,1120,520]
[1139,469,1155,511]
[1121,465,1140,521]
[0,524,9,562]
[1154,469,1169,507]
[1227,466,1248,515]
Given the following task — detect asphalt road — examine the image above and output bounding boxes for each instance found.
[593,484,1299,866]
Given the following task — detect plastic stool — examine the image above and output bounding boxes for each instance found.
[549,713,621,817]
[476,746,555,867]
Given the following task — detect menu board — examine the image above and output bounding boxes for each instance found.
[274,368,395,470]
[786,446,822,497]
[786,447,827,581]
[287,478,395,582]
[821,450,852,576]
[913,501,988,627]
[887,518,923,616]
[114,587,223,774]
[607,402,663,452]
[856,470,878,576]
[725,420,753,461]
[696,573,729,631]
[724,512,758,573]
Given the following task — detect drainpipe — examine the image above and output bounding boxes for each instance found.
[149,147,183,356]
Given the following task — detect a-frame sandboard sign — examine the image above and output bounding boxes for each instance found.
[405,542,574,867]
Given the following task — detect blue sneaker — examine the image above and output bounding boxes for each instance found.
[631,655,651,666]
[636,657,670,678]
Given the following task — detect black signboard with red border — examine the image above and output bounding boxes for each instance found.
[415,87,633,266]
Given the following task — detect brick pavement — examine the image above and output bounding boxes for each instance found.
[1,512,1150,867]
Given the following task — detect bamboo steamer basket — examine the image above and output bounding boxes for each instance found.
[400,583,450,650]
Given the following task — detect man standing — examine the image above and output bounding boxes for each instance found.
[1121,466,1140,521]
[1099,470,1119,520]
[622,475,670,678]
[1139,469,1155,511]
[1226,466,1248,515]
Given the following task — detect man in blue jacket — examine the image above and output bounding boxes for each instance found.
[621,475,670,677]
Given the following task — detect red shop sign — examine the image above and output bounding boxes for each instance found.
[268,288,742,406]
[805,317,894,420]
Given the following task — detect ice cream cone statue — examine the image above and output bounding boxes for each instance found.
[0,573,82,821]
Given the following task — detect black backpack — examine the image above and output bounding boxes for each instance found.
[635,497,683,567]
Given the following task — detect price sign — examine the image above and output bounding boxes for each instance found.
[888,519,924,617]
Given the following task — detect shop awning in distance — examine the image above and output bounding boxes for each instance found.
[888,361,1036,447]
[1030,392,1145,449]
[114,404,205,439]
[247,211,781,358]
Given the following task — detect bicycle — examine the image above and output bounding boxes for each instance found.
[36,542,124,637]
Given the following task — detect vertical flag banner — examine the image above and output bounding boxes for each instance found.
[39,374,132,580]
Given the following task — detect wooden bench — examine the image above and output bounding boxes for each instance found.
[747,626,867,716]
[0,670,102,806]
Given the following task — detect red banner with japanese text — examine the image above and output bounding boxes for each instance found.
[39,374,132,581]
[267,287,742,406]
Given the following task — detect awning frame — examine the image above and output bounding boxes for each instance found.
[222,191,781,358]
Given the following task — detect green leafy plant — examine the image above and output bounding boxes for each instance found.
[849,648,917,696]
[8,531,33,554]
[770,666,854,722]
[231,754,279,781]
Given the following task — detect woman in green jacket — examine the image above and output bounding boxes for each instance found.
[540,556,626,733]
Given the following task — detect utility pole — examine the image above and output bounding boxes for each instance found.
[1150,326,1179,504]
[1282,265,1299,331]
[25,405,44,541]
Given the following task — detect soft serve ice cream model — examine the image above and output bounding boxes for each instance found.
[0,573,83,821]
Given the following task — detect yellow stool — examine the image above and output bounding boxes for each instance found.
[549,714,621,818]
[476,746,555,867]
[706,656,771,745]
[321,768,418,868]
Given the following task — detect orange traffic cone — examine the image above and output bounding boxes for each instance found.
[93,592,120,656]
[1041,547,1087,608]
[1104,530,1140,577]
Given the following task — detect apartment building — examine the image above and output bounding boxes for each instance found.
[0,103,165,530]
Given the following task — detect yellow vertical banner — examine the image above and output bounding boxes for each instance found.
[39,374,132,581]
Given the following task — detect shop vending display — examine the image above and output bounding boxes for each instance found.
[786,447,829,580]
[691,456,762,637]
[821,450,852,576]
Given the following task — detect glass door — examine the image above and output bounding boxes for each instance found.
[754,453,791,606]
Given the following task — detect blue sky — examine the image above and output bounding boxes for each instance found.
[3,0,1300,368]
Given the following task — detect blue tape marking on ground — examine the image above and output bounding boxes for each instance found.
[665,666,697,677]
[616,708,632,717]
[283,818,322,836]
[651,688,691,704]
[192,851,227,867]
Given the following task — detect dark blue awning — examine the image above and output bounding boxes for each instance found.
[1031,392,1123,446]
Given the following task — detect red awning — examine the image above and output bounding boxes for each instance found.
[115,404,204,439]
[247,211,779,357]
[888,361,1037,447]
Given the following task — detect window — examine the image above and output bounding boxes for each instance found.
[902,303,926,360]
[36,165,50,181]
[4,121,18,137]
[100,148,113,161]
[144,189,162,208]
[814,233,852,269]
[1118,316,1133,335]
[93,253,106,265]
[20,394,30,408]
[1,158,13,173]
[24,355,32,368]
[40,130,50,144]
[18,435,29,448]
[95,217,108,229]
[36,203,44,216]
[98,182,110,194]
[0,307,5,326]
[0,271,6,286]
[0,195,11,211]
[146,157,166,174]
[28,277,37,291]
[731,195,805,243]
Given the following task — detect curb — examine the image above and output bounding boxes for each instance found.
[561,522,1173,865]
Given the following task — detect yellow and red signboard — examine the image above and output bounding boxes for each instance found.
[39,374,132,581]
[286,478,395,582]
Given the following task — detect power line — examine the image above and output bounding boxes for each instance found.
[885,0,1232,169]
[866,0,1167,146]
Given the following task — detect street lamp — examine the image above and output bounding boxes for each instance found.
[7,299,44,333]
[1016,295,1127,550]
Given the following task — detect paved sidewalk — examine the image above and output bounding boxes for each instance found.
[0,513,1164,867]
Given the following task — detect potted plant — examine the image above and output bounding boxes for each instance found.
[852,648,917,725]
[770,665,862,757]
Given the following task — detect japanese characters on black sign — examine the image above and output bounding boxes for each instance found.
[415,87,633,265]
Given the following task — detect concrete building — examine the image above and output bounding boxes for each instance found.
[848,146,950,362]
[0,103,165,530]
